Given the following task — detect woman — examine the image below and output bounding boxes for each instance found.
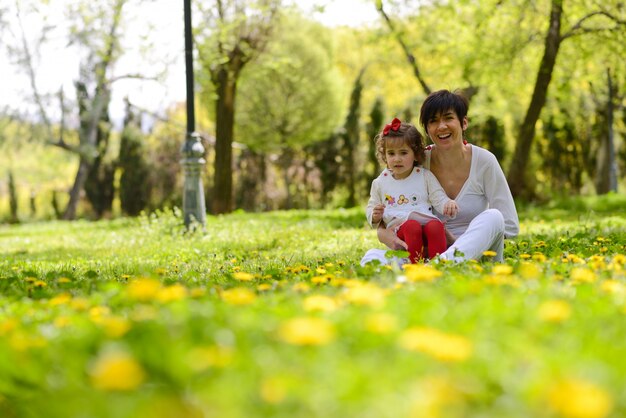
[361,89,518,265]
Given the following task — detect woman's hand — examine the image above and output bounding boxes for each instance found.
[377,225,408,250]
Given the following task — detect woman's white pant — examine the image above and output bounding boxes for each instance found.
[360,209,505,266]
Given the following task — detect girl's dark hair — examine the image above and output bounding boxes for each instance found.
[374,122,425,166]
[419,89,469,132]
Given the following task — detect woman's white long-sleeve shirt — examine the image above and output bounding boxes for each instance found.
[423,145,519,239]
[366,167,452,230]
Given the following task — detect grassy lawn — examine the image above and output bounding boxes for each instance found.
[1,196,625,418]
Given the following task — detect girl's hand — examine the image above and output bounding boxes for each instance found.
[372,204,385,224]
[443,200,459,218]
[377,225,408,250]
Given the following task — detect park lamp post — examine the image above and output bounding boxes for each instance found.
[181,0,206,229]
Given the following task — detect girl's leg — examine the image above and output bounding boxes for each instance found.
[439,209,505,262]
[397,220,424,263]
[423,219,446,259]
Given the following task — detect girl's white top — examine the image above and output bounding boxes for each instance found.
[366,166,452,230]
[423,144,519,238]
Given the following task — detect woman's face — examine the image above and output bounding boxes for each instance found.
[426,109,468,148]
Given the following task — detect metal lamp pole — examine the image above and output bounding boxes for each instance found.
[181,0,206,228]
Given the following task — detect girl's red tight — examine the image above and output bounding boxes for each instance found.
[396,219,447,263]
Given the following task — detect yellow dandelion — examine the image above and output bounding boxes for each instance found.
[9,332,47,351]
[190,287,207,298]
[409,375,466,418]
[154,267,167,276]
[257,283,273,292]
[157,283,188,303]
[571,267,596,284]
[482,250,497,257]
[99,316,132,338]
[518,262,541,279]
[599,280,624,295]
[612,254,626,265]
[0,318,19,336]
[277,317,336,346]
[403,264,442,283]
[187,345,234,372]
[364,312,398,334]
[53,316,71,328]
[303,295,339,312]
[89,306,111,321]
[537,300,572,323]
[520,253,531,259]
[398,327,472,362]
[260,376,288,404]
[23,277,36,283]
[57,277,72,284]
[292,282,311,293]
[492,264,513,275]
[49,293,72,306]
[315,267,327,274]
[233,272,255,282]
[547,378,613,418]
[342,284,387,308]
[90,351,146,391]
[311,275,333,285]
[70,297,90,311]
[127,277,161,302]
[221,287,257,305]
[532,253,547,262]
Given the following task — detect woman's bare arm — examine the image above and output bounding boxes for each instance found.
[377,224,408,250]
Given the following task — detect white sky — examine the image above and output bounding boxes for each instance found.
[0,0,378,130]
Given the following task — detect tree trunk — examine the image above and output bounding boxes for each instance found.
[63,158,90,220]
[212,67,237,214]
[343,68,365,208]
[595,68,618,194]
[507,0,563,198]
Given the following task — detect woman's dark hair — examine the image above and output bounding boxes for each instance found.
[419,89,469,132]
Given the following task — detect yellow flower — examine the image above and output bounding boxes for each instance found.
[127,277,161,302]
[520,253,531,259]
[154,267,167,276]
[99,316,132,338]
[571,267,596,284]
[537,300,572,323]
[221,287,257,305]
[532,253,547,263]
[57,277,72,283]
[311,275,333,285]
[233,272,255,282]
[49,293,72,306]
[303,295,339,312]
[292,282,311,293]
[257,283,272,292]
[90,351,146,391]
[482,250,497,257]
[190,287,207,298]
[33,280,47,288]
[342,284,387,308]
[403,264,442,283]
[492,264,513,275]
[547,378,613,418]
[398,327,472,362]
[364,313,398,334]
[599,280,625,295]
[187,345,234,372]
[157,283,188,303]
[518,262,541,279]
[89,306,111,321]
[315,267,327,274]
[0,318,19,336]
[278,317,335,346]
[53,316,71,328]
[260,376,288,404]
[70,297,90,311]
[612,254,626,265]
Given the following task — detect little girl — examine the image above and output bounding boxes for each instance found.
[366,118,458,263]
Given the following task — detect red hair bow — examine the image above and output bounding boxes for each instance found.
[383,117,402,135]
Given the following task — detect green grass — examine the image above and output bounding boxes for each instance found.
[1,200,625,418]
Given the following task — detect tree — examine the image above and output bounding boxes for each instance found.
[507,0,626,198]
[196,0,280,214]
[233,12,344,209]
